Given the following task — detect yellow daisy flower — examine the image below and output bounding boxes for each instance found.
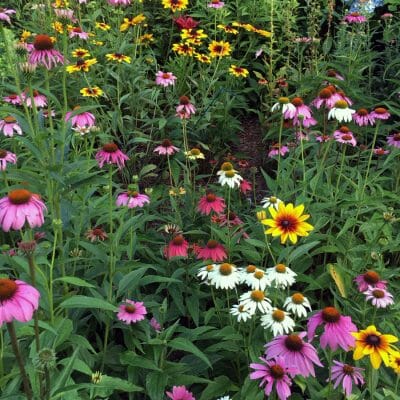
[352,325,398,369]
[185,148,205,160]
[95,22,111,31]
[261,203,313,244]
[72,48,90,58]
[195,53,211,64]
[162,0,188,12]
[105,53,131,63]
[80,86,103,97]
[208,40,231,58]
[120,14,146,31]
[389,352,400,374]
[229,65,249,78]
[66,58,97,73]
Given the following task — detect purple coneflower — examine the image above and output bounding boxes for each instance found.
[85,226,108,242]
[373,148,390,156]
[29,34,64,69]
[155,71,177,87]
[21,90,47,108]
[285,97,316,128]
[0,149,17,170]
[352,108,375,126]
[197,193,226,215]
[166,386,195,400]
[370,107,390,120]
[65,106,96,127]
[354,270,387,292]
[108,0,131,5]
[0,8,16,24]
[116,190,150,208]
[326,69,344,81]
[268,144,289,158]
[69,27,89,40]
[387,132,400,148]
[364,286,394,308]
[0,116,22,137]
[307,306,357,351]
[117,299,147,324]
[343,12,367,23]
[197,239,227,262]
[164,235,189,259]
[334,126,357,147]
[95,143,129,169]
[208,0,225,8]
[330,360,364,398]
[3,94,22,105]
[153,139,179,156]
[176,96,196,119]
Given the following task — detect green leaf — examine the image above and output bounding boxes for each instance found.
[118,265,150,295]
[146,371,168,400]
[59,296,117,312]
[168,337,212,368]
[54,277,95,288]
[120,352,161,371]
[199,376,236,400]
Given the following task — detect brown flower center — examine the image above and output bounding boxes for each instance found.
[357,108,368,116]
[350,12,360,17]
[73,27,82,33]
[206,193,216,202]
[246,265,257,273]
[221,162,234,171]
[272,309,285,322]
[161,139,172,147]
[172,235,184,245]
[127,191,139,198]
[327,69,337,77]
[190,148,200,156]
[364,271,380,284]
[321,306,341,323]
[292,293,304,304]
[275,264,286,273]
[250,290,265,302]
[372,289,385,299]
[254,270,264,279]
[277,214,298,231]
[162,73,171,79]
[34,34,54,51]
[270,365,284,379]
[393,133,400,141]
[284,334,304,351]
[341,134,353,141]
[343,364,354,374]
[8,189,32,205]
[319,88,332,99]
[92,228,104,236]
[326,85,337,93]
[291,97,303,107]
[206,240,218,249]
[4,116,16,123]
[0,279,18,301]
[374,107,387,114]
[366,334,381,346]
[339,126,350,133]
[125,304,136,313]
[102,143,118,153]
[0,149,7,158]
[179,95,190,105]
[219,263,233,275]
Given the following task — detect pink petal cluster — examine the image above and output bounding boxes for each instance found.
[164,235,189,259]
[330,360,364,397]
[197,193,226,215]
[166,386,195,400]
[196,240,227,262]
[154,139,179,155]
[0,118,23,137]
[155,71,177,87]
[0,150,17,171]
[95,143,129,169]
[117,299,147,324]
[65,109,96,128]
[116,192,150,208]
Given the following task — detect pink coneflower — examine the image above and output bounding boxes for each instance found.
[117,299,147,324]
[354,270,387,292]
[0,278,40,325]
[0,8,16,24]
[197,239,227,262]
[108,0,131,5]
[0,116,22,137]
[330,361,364,397]
[166,386,195,400]
[164,235,189,259]
[154,139,180,155]
[0,189,46,231]
[343,12,367,23]
[250,356,297,400]
[116,190,150,208]
[387,132,400,148]
[95,143,129,169]
[69,27,89,40]
[150,317,162,332]
[155,71,177,87]
[29,34,64,69]
[65,106,95,127]
[0,149,17,170]
[217,211,244,228]
[352,108,375,126]
[208,0,225,8]
[364,286,394,308]
[311,88,335,109]
[268,144,289,158]
[316,134,332,142]
[370,107,390,120]
[373,147,390,156]
[284,97,317,128]
[174,15,199,30]
[265,332,323,378]
[240,179,252,194]
[54,8,77,22]
[197,193,226,215]
[21,90,47,108]
[307,306,357,351]
[336,90,353,106]
[176,96,196,119]
[85,226,108,242]
[326,69,344,81]
[334,126,357,147]
[3,94,22,105]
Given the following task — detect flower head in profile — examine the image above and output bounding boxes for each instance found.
[261,196,282,210]
[185,148,205,160]
[85,226,108,242]
[343,12,367,23]
[0,116,23,137]
[261,203,313,244]
[154,139,179,156]
[0,189,46,232]
[387,132,400,148]
[285,97,317,128]
[354,270,387,293]
[266,264,296,289]
[155,71,177,87]
[166,386,195,400]
[162,0,189,13]
[244,268,270,291]
[0,278,40,325]
[0,149,17,171]
[268,144,289,158]
[208,0,225,8]
[328,100,355,123]
[197,239,227,262]
[176,96,196,119]
[116,190,150,208]
[197,193,226,215]
[239,290,272,315]
[29,34,64,69]
[95,143,129,169]
[120,14,146,31]
[20,90,47,108]
[307,306,357,351]
[330,361,364,398]
[217,162,243,189]
[164,234,189,259]
[230,304,252,322]
[68,27,89,40]
[0,8,16,24]
[353,108,375,126]
[364,286,394,308]
[271,97,296,116]
[117,299,147,324]
[334,126,357,147]
[174,15,199,30]
[352,325,398,369]
[65,106,96,127]
[370,107,390,120]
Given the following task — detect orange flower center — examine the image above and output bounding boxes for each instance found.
[8,189,32,205]
[341,134,353,141]
[92,228,104,236]
[326,69,337,77]
[250,290,264,302]
[364,271,380,284]
[102,143,118,153]
[219,263,233,275]
[179,95,190,105]
[292,292,304,304]
[206,240,218,249]
[275,264,286,273]
[350,12,360,17]
[277,212,299,232]
[339,126,350,133]
[254,270,264,279]
[357,108,368,116]
[272,309,285,322]
[162,73,171,79]
[73,27,82,33]
[322,306,341,323]
[125,304,136,313]
[343,364,354,374]
[34,34,54,51]
[291,97,303,107]
[372,289,385,299]
[4,116,16,123]
[334,100,348,109]
[246,265,257,273]
[374,107,387,114]
[319,88,332,99]
[206,193,216,202]
[190,148,200,156]
[172,235,184,245]
[270,365,284,379]
[0,279,18,301]
[278,97,289,104]
[0,149,7,158]
[326,85,336,93]
[284,334,304,351]
[206,265,214,272]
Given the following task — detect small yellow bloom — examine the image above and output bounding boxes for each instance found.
[120,14,146,31]
[256,210,267,221]
[389,352,400,374]
[352,325,398,369]
[229,65,249,78]
[105,53,131,63]
[217,24,239,35]
[209,40,232,58]
[54,0,69,7]
[52,21,64,34]
[172,42,194,56]
[138,33,154,44]
[95,22,111,31]
[181,29,207,46]
[169,187,186,196]
[80,86,103,97]
[20,30,32,43]
[194,53,211,64]
[66,58,97,73]
[185,148,205,160]
[92,40,104,46]
[162,0,188,12]
[72,48,90,58]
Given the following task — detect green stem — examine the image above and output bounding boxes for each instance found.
[26,253,40,351]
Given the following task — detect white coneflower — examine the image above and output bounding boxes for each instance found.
[266,264,297,289]
[245,268,271,291]
[261,308,296,336]
[283,292,312,318]
[328,100,355,123]
[209,263,240,289]
[261,196,282,210]
[197,264,215,282]
[230,304,252,322]
[217,161,243,189]
[184,147,205,160]
[239,264,258,283]
[271,97,296,118]
[239,290,272,315]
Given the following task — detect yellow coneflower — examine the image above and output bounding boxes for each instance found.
[72,48,90,58]
[208,40,231,58]
[105,53,131,63]
[80,86,103,97]
[229,65,249,78]
[194,53,211,64]
[120,14,146,31]
[180,29,207,46]
[95,22,111,31]
[66,58,97,73]
[172,42,194,56]
[162,0,188,12]
[261,203,313,244]
[352,325,398,369]
[217,24,239,34]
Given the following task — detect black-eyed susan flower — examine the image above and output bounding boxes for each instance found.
[389,352,400,374]
[80,86,103,97]
[229,65,249,78]
[261,203,313,244]
[72,48,90,58]
[180,29,207,46]
[162,0,188,12]
[194,53,211,63]
[138,33,154,45]
[95,22,111,31]
[217,24,239,34]
[120,14,146,31]
[52,21,64,34]
[105,53,131,63]
[209,40,231,57]
[172,42,194,56]
[66,58,97,73]
[352,325,398,369]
